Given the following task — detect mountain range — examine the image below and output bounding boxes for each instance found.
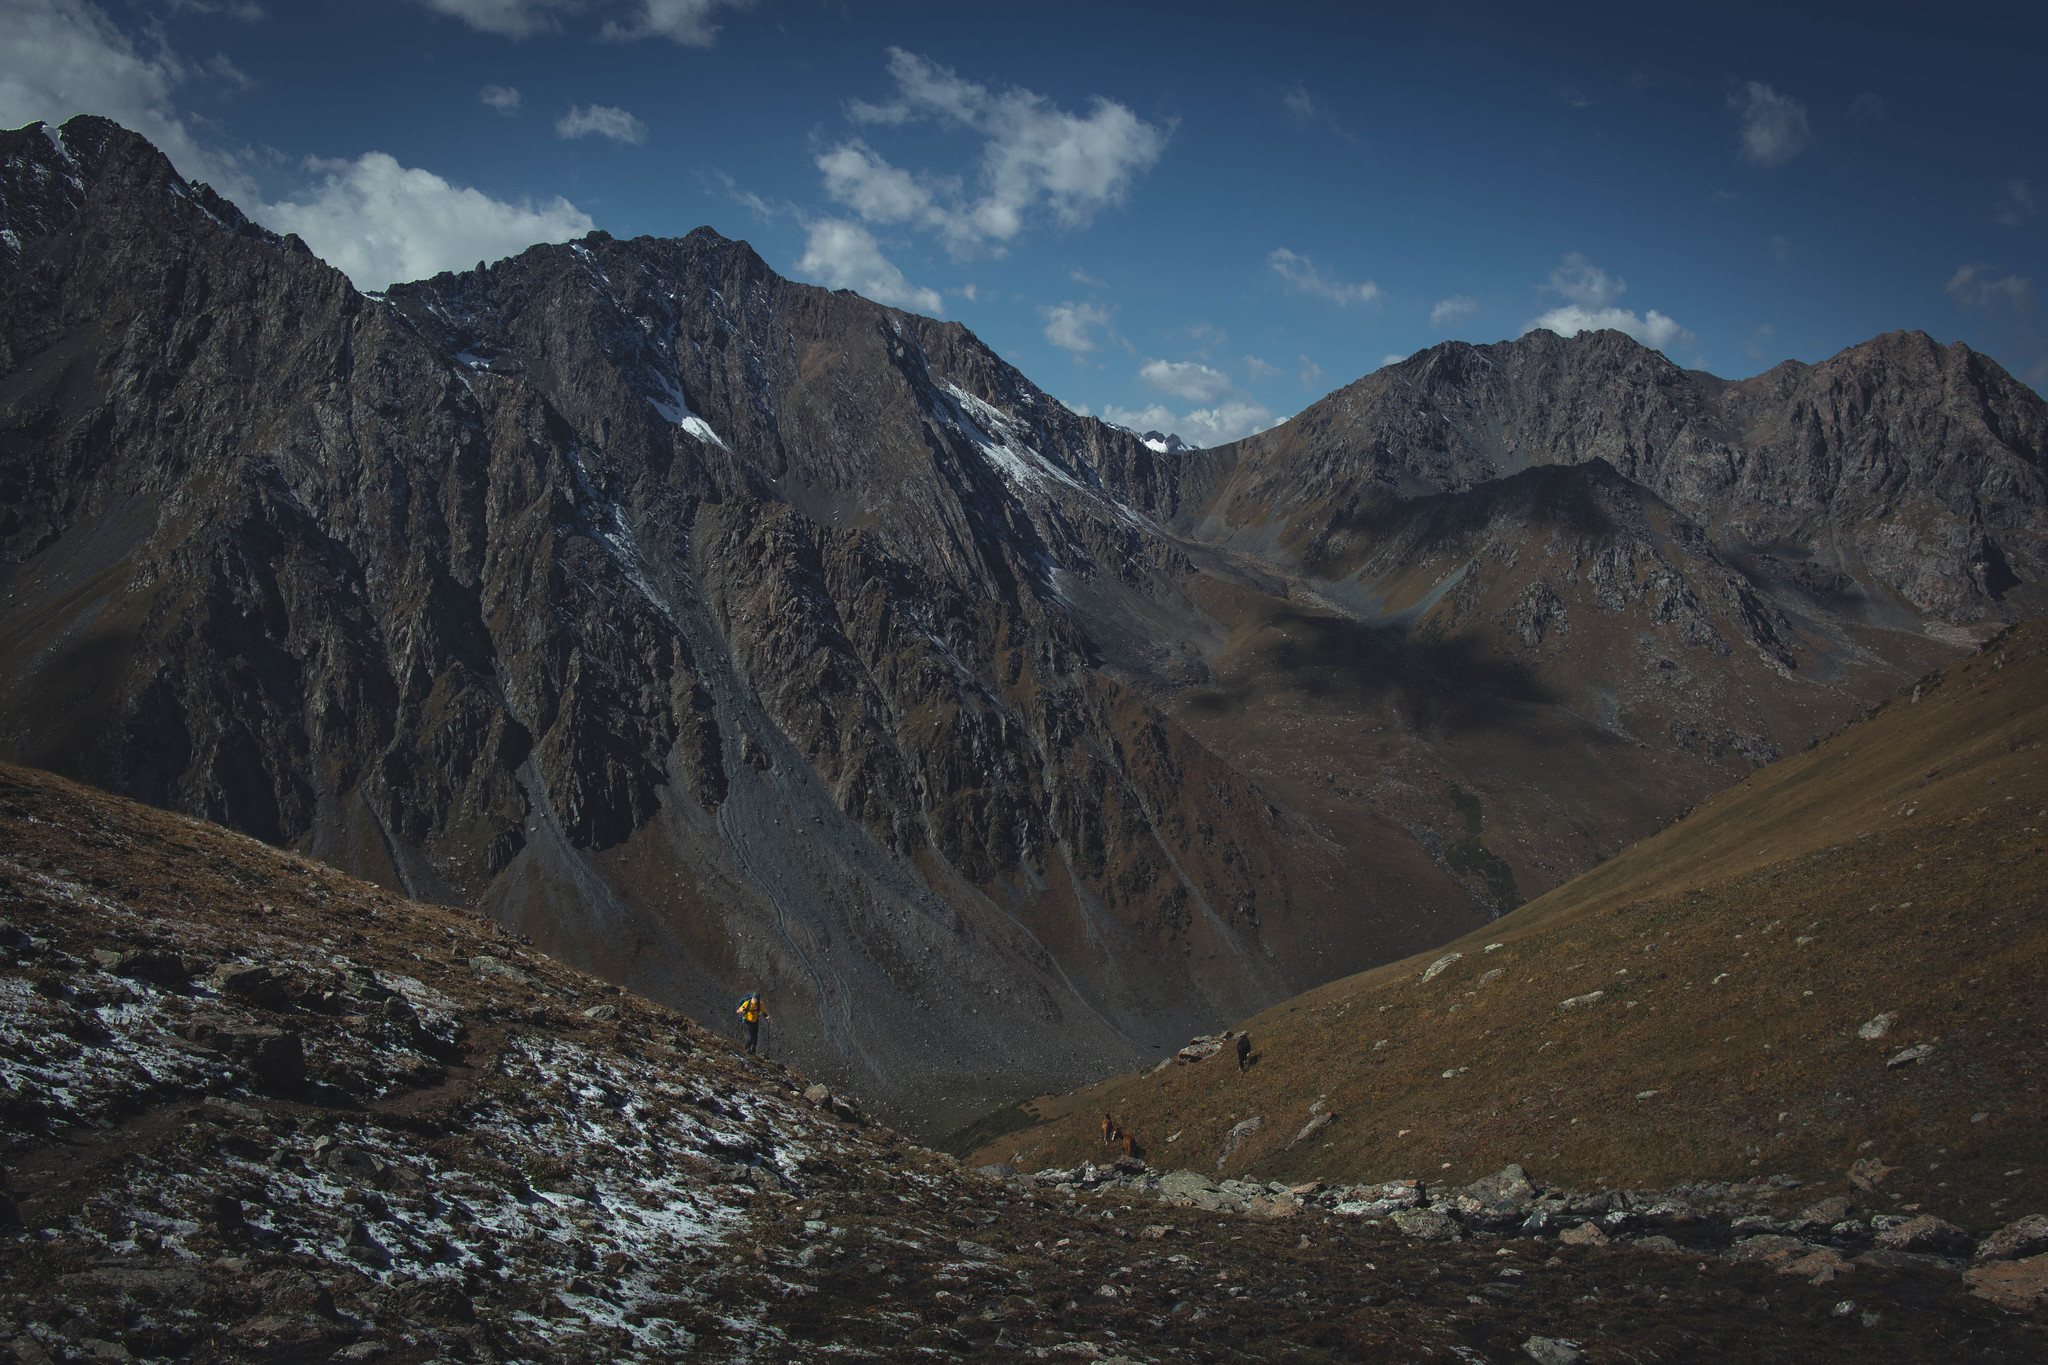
[3,115,2045,1136]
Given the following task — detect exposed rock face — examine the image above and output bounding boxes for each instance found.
[0,118,1469,1134]
[3,117,2046,1132]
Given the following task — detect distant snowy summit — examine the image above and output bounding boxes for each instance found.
[1138,429,1192,455]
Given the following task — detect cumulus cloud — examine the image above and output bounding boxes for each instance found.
[1526,253,1694,352]
[556,103,647,144]
[600,0,753,46]
[819,48,1168,259]
[1101,400,1277,450]
[1525,304,1694,352]
[1430,294,1480,329]
[1140,359,1231,403]
[412,0,580,38]
[794,218,944,315]
[1946,263,2031,312]
[259,153,594,291]
[1728,80,1814,168]
[0,0,253,196]
[1042,301,1111,357]
[166,0,265,18]
[1546,252,1625,308]
[1268,248,1381,305]
[479,83,521,114]
[1300,355,1326,389]
[1243,354,1280,382]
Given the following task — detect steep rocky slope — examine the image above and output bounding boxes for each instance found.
[977,620,2048,1242]
[0,118,1483,1136]
[4,764,2044,1362]
[3,115,2047,1135]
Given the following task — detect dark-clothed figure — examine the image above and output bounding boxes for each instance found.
[1236,1033,1251,1071]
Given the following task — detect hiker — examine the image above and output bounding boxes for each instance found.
[1236,1032,1251,1071]
[1101,1112,1115,1146]
[736,990,766,1054]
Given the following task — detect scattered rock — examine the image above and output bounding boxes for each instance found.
[1794,1195,1854,1229]
[1558,1222,1608,1247]
[1287,1112,1332,1149]
[1855,1012,1898,1040]
[977,1163,1018,1180]
[1420,952,1462,982]
[1781,1248,1854,1283]
[1975,1214,2048,1263]
[1874,1214,1973,1256]
[1963,1253,2048,1311]
[956,1239,1002,1262]
[581,1004,618,1021]
[1847,1158,1895,1194]
[1557,991,1603,1011]
[1522,1337,1583,1365]
[1392,1208,1462,1241]
[1214,1116,1262,1171]
[1885,1043,1934,1067]
[208,962,288,1009]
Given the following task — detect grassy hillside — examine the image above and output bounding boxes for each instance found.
[977,618,2048,1231]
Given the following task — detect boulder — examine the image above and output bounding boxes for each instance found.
[1874,1214,1973,1256]
[1522,1337,1583,1365]
[1391,1208,1461,1241]
[977,1163,1018,1180]
[1975,1214,2048,1263]
[1847,1158,1895,1194]
[1780,1248,1854,1284]
[1963,1252,2048,1310]
[1559,1222,1609,1247]
[208,963,288,1009]
[1793,1195,1854,1229]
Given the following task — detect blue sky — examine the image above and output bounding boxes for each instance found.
[5,0,2044,444]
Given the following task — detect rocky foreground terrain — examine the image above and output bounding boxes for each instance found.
[5,116,2046,1134]
[3,763,2046,1363]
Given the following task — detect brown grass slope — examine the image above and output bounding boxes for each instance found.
[978,618,2048,1232]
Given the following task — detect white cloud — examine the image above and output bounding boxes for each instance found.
[1545,252,1625,307]
[259,153,594,291]
[0,0,253,196]
[1555,84,1591,108]
[1299,354,1326,389]
[1746,322,1775,361]
[556,103,646,144]
[793,218,944,315]
[1524,304,1695,353]
[479,83,521,114]
[1042,301,1110,356]
[1380,353,1408,367]
[1526,251,1693,352]
[1069,266,1108,288]
[819,48,1168,259]
[1430,294,1480,329]
[1268,247,1381,305]
[1243,354,1280,382]
[1994,179,2036,229]
[1282,83,1318,122]
[1728,80,1814,168]
[1102,400,1277,450]
[1945,263,2031,312]
[413,0,580,38]
[1140,359,1231,403]
[167,0,264,17]
[600,0,752,46]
